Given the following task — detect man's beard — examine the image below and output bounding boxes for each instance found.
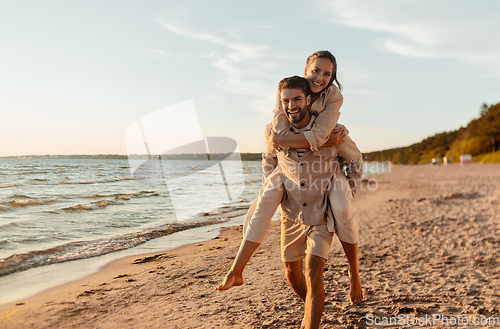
[286,105,310,124]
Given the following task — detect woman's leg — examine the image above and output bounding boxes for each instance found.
[339,240,362,305]
[329,173,357,244]
[216,239,260,290]
[328,172,363,305]
[243,168,284,244]
[217,168,284,290]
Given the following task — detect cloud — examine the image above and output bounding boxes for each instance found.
[157,21,226,45]
[326,0,500,65]
[156,19,276,114]
[143,49,217,60]
[144,49,177,59]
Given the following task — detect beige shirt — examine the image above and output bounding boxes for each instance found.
[262,123,338,226]
[270,83,363,191]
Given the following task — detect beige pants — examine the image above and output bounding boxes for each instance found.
[243,166,358,245]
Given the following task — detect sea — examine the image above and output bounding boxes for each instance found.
[0,158,387,305]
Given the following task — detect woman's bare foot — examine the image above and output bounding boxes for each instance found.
[216,270,244,290]
[349,269,363,305]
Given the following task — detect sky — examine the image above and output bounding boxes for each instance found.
[1,0,500,156]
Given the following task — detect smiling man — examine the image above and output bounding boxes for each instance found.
[282,88,310,125]
[267,76,336,329]
[258,75,360,329]
[217,75,363,329]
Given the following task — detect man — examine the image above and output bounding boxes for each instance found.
[269,76,350,328]
[218,76,362,329]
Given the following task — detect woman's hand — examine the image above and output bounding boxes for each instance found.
[324,126,347,146]
[269,131,281,151]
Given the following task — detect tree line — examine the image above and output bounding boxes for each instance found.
[364,102,500,164]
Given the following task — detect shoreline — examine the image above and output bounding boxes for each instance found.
[0,223,240,315]
[0,209,265,307]
[0,221,275,328]
[1,163,499,328]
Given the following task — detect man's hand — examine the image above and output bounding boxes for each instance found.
[324,126,347,146]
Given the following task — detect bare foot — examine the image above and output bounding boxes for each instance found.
[215,270,243,290]
[349,269,363,305]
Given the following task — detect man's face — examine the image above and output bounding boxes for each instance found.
[280,88,311,126]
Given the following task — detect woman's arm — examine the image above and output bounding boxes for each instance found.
[271,85,343,150]
[270,126,347,149]
[270,90,292,136]
[262,124,278,180]
[301,84,343,150]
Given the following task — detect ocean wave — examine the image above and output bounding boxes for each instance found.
[113,191,159,200]
[82,191,158,200]
[0,221,20,229]
[54,164,80,168]
[81,194,108,198]
[0,238,10,248]
[7,194,31,199]
[199,205,250,219]
[3,198,57,208]
[62,199,120,212]
[0,217,230,278]
[0,184,20,189]
[246,179,263,184]
[31,177,134,186]
[19,171,49,175]
[43,210,61,214]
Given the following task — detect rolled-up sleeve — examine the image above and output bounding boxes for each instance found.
[262,124,278,181]
[271,90,292,136]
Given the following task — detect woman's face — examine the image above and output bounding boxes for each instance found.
[304,58,334,94]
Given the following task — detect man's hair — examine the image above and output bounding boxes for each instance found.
[278,75,311,97]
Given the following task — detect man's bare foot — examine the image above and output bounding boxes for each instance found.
[215,270,243,291]
[349,269,363,305]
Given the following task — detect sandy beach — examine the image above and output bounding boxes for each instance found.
[1,163,499,328]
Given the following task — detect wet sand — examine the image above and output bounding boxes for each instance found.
[1,163,499,328]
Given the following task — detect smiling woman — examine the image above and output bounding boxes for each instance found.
[216,52,365,329]
[271,50,345,151]
[304,51,342,95]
